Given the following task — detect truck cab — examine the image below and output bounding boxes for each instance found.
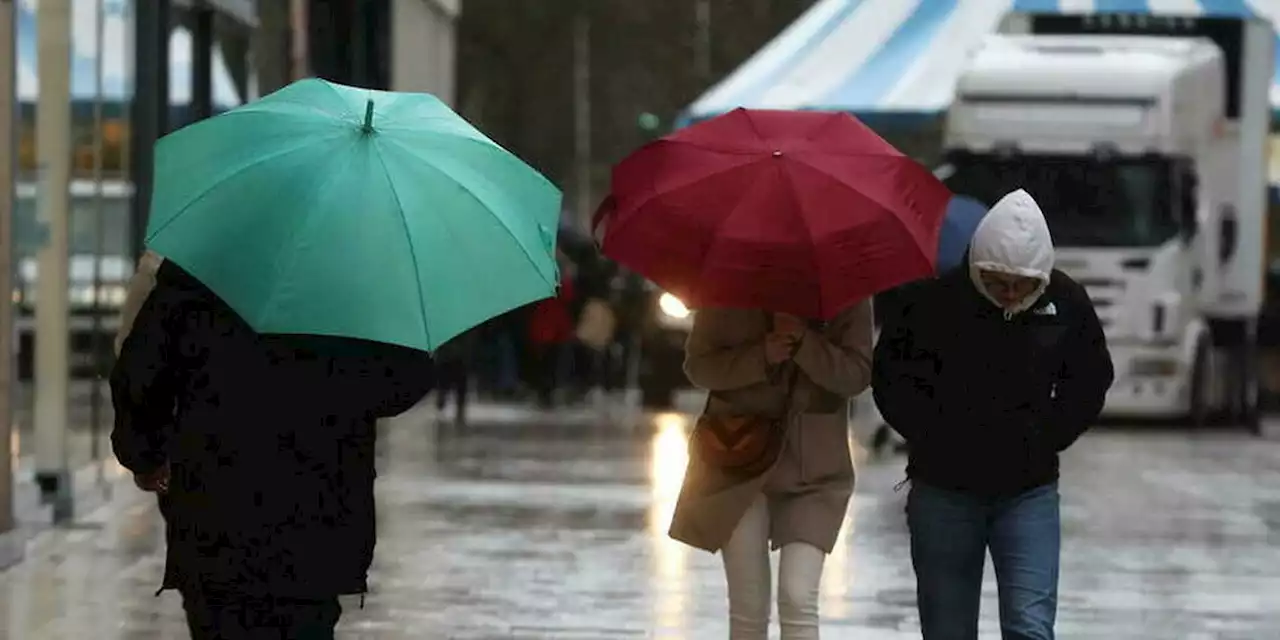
[941,14,1273,430]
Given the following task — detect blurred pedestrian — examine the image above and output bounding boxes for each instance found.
[669,302,873,640]
[488,311,522,399]
[112,261,434,640]
[433,328,477,426]
[527,253,577,408]
[575,294,617,395]
[872,189,1114,640]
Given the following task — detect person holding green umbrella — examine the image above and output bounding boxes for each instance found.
[111,79,562,638]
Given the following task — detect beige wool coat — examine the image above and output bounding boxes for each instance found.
[668,302,873,554]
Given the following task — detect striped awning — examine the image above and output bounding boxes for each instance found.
[682,0,1280,127]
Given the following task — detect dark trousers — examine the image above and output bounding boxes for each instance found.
[181,588,342,640]
[532,342,570,407]
[907,481,1060,640]
[435,358,470,423]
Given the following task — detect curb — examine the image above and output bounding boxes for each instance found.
[0,458,126,571]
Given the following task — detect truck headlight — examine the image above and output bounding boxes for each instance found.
[658,292,690,319]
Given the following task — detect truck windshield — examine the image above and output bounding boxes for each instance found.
[940,152,1178,248]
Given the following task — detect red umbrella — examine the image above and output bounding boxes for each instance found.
[594,108,951,320]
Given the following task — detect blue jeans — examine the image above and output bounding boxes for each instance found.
[907,481,1060,640]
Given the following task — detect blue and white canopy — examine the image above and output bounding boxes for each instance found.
[682,0,1280,127]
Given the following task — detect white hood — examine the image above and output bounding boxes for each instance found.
[968,189,1055,314]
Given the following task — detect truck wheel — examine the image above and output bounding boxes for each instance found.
[1235,342,1262,435]
[1188,337,1212,428]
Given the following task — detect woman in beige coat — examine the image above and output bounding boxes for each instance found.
[669,302,873,640]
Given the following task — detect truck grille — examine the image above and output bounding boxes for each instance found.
[1077,278,1126,331]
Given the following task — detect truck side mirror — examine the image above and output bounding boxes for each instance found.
[1178,169,1198,244]
[1219,205,1238,264]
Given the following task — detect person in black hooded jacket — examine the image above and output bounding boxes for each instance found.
[111,260,435,639]
[872,189,1113,640]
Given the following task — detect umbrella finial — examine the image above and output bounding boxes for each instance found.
[362,99,375,134]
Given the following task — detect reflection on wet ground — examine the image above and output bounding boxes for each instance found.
[2,400,1280,639]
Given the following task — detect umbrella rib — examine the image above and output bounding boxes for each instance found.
[224,101,350,122]
[655,138,772,157]
[607,154,769,243]
[694,157,783,286]
[382,137,558,291]
[256,142,362,331]
[801,113,843,142]
[368,141,434,350]
[323,80,363,122]
[145,132,350,243]
[788,154,936,275]
[739,110,770,146]
[775,162,825,318]
[382,128,554,187]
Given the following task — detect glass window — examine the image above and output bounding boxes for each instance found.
[941,151,1179,248]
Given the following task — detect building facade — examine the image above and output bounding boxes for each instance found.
[303,0,459,102]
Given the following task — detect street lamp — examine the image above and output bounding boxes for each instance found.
[0,0,19,567]
[637,111,662,138]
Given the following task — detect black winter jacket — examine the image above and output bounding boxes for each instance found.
[111,261,435,598]
[872,267,1114,496]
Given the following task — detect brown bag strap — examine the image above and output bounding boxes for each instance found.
[702,362,801,418]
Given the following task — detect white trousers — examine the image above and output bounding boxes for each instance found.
[722,495,826,640]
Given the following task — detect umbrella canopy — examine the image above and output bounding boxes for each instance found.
[595,108,951,320]
[936,195,988,274]
[145,78,562,352]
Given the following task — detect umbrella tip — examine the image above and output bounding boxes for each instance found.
[772,150,783,157]
[362,99,375,134]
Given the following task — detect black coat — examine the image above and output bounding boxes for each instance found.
[872,267,1114,496]
[110,261,434,598]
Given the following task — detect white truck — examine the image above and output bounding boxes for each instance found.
[936,13,1273,430]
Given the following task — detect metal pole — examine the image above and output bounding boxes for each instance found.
[572,9,591,229]
[34,0,74,523]
[0,0,18,551]
[89,0,107,486]
[129,0,170,258]
[121,0,134,185]
[255,0,293,94]
[694,0,712,83]
[350,0,367,86]
[192,5,213,122]
[290,0,310,81]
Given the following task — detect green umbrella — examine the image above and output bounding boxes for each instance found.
[145,78,562,352]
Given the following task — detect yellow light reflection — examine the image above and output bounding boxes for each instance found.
[819,435,857,619]
[649,412,691,638]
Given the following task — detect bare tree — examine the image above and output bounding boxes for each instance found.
[457,0,817,205]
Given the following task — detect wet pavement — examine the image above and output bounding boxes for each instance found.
[1,395,1280,639]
